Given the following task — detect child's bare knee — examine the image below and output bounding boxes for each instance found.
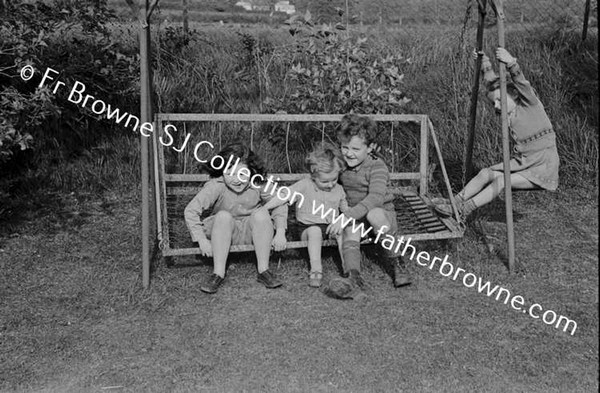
[307,226,323,236]
[479,168,493,179]
[213,210,234,223]
[251,208,271,224]
[493,176,505,189]
[366,208,389,229]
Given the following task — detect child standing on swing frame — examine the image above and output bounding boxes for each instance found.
[437,48,560,218]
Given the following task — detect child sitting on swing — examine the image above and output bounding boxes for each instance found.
[184,142,288,294]
[325,114,412,300]
[260,143,348,288]
[437,48,560,218]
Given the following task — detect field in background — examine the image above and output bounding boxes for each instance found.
[110,0,597,27]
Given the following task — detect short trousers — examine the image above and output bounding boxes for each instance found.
[201,214,255,245]
[295,222,331,239]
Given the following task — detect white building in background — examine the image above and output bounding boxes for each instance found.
[235,1,253,11]
[235,0,296,14]
[274,1,295,15]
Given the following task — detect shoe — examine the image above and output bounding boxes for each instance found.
[434,203,455,217]
[309,271,323,288]
[200,273,224,294]
[323,276,366,300]
[348,269,365,288]
[393,260,412,287]
[257,269,283,288]
[430,197,451,205]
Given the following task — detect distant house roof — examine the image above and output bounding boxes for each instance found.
[275,1,295,14]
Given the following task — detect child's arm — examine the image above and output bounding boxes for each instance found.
[260,182,295,251]
[184,180,221,256]
[261,193,289,211]
[495,48,538,106]
[270,202,288,251]
[262,178,306,210]
[327,190,349,237]
[339,191,349,213]
[344,161,389,220]
[473,50,498,92]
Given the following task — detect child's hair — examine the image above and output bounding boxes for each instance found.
[305,143,346,177]
[487,78,520,102]
[337,113,387,162]
[338,114,378,145]
[206,141,267,180]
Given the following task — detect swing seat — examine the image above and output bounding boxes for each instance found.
[152,114,465,260]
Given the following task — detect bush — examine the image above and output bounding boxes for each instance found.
[0,0,138,180]
[267,10,410,114]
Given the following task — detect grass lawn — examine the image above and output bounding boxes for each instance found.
[0,187,597,392]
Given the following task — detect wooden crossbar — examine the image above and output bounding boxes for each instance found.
[156,113,426,122]
[163,172,421,182]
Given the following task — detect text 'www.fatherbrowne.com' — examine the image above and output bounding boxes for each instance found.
[309,200,578,336]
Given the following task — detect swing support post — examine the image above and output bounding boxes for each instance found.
[126,0,159,287]
[464,0,487,182]
[490,0,516,272]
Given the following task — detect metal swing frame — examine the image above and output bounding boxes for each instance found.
[152,113,464,260]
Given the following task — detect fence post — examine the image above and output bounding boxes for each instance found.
[183,0,189,35]
[582,0,591,42]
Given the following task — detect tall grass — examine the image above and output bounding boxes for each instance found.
[4,21,597,198]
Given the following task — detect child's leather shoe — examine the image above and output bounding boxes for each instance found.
[257,269,283,288]
[200,273,225,294]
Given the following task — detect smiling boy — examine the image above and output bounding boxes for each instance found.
[325,114,412,299]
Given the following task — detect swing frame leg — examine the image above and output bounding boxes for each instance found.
[464,0,487,183]
[490,0,516,272]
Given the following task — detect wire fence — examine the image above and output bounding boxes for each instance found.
[355,0,597,38]
[136,0,598,41]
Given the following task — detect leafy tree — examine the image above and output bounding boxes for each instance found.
[267,10,410,115]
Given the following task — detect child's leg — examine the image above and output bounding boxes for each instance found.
[365,207,391,233]
[336,235,345,268]
[301,226,324,273]
[460,168,500,200]
[470,172,537,209]
[342,225,362,275]
[366,208,412,287]
[211,210,235,278]
[250,208,274,274]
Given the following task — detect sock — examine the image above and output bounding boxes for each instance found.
[379,229,403,259]
[461,199,478,217]
[342,240,361,273]
[455,193,466,205]
[309,260,322,273]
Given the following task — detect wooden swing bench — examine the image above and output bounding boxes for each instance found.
[152,114,464,261]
